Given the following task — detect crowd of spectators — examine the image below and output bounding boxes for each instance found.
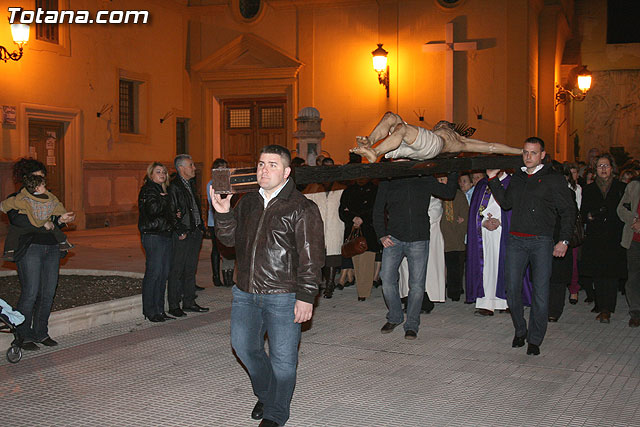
[3,146,639,353]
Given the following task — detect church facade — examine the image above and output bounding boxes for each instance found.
[0,0,638,231]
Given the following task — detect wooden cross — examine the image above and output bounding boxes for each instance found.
[212,154,522,193]
[422,22,478,122]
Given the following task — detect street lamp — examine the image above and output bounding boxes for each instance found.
[372,43,389,98]
[2,11,29,63]
[555,65,592,110]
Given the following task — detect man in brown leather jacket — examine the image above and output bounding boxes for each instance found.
[212,145,324,427]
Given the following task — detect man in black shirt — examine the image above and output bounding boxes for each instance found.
[373,170,458,340]
[487,137,575,355]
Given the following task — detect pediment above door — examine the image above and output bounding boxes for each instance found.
[193,33,304,81]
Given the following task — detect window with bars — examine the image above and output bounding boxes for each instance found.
[176,118,188,154]
[36,0,59,44]
[260,107,284,129]
[228,108,251,129]
[119,80,136,133]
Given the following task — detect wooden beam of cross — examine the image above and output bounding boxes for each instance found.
[423,22,478,122]
[212,154,522,193]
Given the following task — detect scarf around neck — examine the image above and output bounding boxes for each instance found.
[595,175,613,198]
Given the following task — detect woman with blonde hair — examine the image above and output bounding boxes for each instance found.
[138,162,174,322]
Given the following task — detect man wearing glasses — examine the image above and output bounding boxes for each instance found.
[487,137,575,356]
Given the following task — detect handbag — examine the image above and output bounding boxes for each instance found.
[569,211,585,248]
[341,226,368,258]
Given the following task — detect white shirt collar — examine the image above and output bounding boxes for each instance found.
[521,164,544,175]
[259,179,289,208]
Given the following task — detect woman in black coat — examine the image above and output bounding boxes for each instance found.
[339,178,381,301]
[138,162,174,322]
[580,154,627,323]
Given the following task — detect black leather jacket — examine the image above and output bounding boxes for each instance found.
[168,174,204,235]
[214,179,324,304]
[138,179,173,235]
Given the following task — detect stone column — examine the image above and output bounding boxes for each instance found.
[293,107,325,166]
[538,4,571,159]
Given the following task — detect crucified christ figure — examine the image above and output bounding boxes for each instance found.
[351,112,522,163]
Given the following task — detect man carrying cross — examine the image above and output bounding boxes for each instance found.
[351,112,523,163]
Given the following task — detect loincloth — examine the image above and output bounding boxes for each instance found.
[385,127,444,160]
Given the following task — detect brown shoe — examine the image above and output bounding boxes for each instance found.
[599,312,610,324]
[380,322,400,334]
[474,308,494,316]
[629,318,640,328]
[404,330,417,340]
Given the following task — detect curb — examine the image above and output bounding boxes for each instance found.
[0,269,144,278]
[0,270,143,349]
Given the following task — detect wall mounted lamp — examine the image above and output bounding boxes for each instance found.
[97,104,113,118]
[2,10,29,63]
[555,65,592,110]
[160,111,174,124]
[372,43,389,98]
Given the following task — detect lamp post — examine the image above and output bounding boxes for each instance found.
[555,65,592,110]
[2,13,29,63]
[372,43,389,98]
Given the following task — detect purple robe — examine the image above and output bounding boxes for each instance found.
[465,176,532,305]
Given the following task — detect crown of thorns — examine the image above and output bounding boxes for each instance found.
[434,120,476,137]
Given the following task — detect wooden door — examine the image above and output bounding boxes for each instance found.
[221,98,287,168]
[28,120,65,205]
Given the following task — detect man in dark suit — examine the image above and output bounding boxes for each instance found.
[167,154,209,317]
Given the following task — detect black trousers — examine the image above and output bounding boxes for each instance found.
[168,229,203,310]
[548,281,567,319]
[210,234,221,284]
[579,274,595,301]
[445,251,465,300]
[594,277,618,313]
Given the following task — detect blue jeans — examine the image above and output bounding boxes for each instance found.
[16,244,61,342]
[141,233,172,317]
[505,234,553,346]
[231,286,301,426]
[380,237,429,332]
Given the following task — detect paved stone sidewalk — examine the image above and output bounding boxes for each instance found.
[0,225,213,280]
[1,284,640,426]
